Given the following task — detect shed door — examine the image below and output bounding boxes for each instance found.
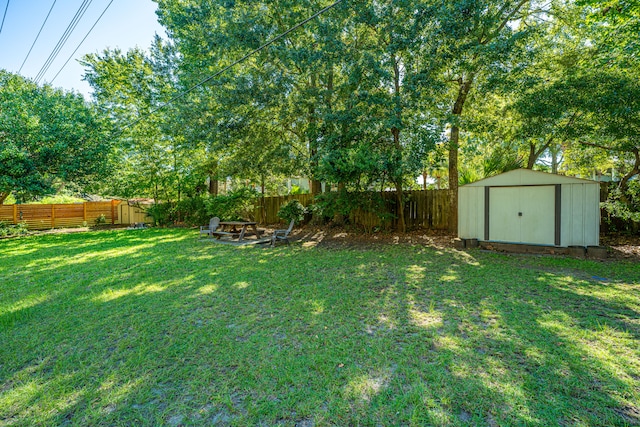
[489,186,555,245]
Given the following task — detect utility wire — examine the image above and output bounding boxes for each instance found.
[35,0,93,83]
[121,0,344,133]
[50,0,114,84]
[0,0,10,36]
[19,0,58,73]
[35,0,91,82]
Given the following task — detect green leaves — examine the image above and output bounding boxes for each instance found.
[0,71,111,202]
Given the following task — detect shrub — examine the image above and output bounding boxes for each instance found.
[277,200,306,223]
[312,191,394,232]
[94,214,107,225]
[175,196,208,226]
[0,221,29,237]
[601,182,640,233]
[205,188,259,221]
[145,203,175,226]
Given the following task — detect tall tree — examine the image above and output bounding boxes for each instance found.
[414,0,545,231]
[0,71,110,204]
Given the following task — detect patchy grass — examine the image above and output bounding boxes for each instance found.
[0,229,638,426]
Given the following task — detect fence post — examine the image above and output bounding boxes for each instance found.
[13,205,17,225]
[83,203,87,222]
[111,200,116,225]
[51,204,55,228]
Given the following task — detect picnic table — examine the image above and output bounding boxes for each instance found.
[213,221,262,242]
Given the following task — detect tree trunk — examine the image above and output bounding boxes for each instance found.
[333,182,345,225]
[551,150,559,174]
[392,57,406,233]
[309,73,322,195]
[0,192,9,205]
[261,174,266,224]
[392,128,406,233]
[527,142,537,169]
[449,77,474,233]
[208,177,218,196]
[208,161,218,196]
[527,137,553,169]
[618,148,640,195]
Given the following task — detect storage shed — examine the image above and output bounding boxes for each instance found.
[458,169,600,247]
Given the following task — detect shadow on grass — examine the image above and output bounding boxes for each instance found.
[0,229,638,426]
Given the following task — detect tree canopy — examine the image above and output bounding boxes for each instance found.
[0,71,111,204]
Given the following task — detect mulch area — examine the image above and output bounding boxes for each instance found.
[288,226,455,250]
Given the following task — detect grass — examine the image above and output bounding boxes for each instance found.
[0,228,639,426]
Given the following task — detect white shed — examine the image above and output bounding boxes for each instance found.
[458,169,600,247]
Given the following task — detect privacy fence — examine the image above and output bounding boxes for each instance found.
[0,201,119,230]
[255,190,450,230]
[0,190,451,231]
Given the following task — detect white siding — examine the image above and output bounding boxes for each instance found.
[560,183,600,246]
[458,186,484,240]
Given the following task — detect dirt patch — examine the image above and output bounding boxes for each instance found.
[285,226,640,261]
[600,233,640,260]
[285,225,456,250]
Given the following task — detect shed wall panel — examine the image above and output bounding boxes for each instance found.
[458,186,484,240]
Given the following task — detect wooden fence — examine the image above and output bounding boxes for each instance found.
[255,194,314,224]
[255,190,450,230]
[0,190,450,231]
[0,201,119,230]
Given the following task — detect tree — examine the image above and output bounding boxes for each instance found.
[0,70,110,204]
[83,40,206,202]
[413,0,548,231]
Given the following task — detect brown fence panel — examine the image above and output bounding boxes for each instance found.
[53,204,85,228]
[256,194,313,225]
[0,201,121,230]
[254,190,449,230]
[85,201,118,224]
[0,205,13,223]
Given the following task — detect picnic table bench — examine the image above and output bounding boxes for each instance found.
[214,221,262,242]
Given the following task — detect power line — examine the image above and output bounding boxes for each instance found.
[0,0,10,36]
[35,0,92,82]
[122,0,345,133]
[35,0,93,83]
[19,0,58,73]
[50,0,114,84]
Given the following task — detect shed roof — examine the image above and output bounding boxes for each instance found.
[462,168,598,187]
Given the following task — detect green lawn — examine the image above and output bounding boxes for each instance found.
[1,229,639,426]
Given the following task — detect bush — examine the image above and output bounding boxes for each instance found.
[277,200,306,223]
[601,182,640,233]
[205,188,259,221]
[175,196,208,226]
[145,203,175,226]
[312,191,394,232]
[0,221,29,237]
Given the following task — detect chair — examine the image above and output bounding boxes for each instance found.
[200,217,220,237]
[271,219,295,247]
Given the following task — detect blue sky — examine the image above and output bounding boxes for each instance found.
[0,0,165,97]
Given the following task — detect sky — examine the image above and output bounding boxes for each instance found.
[0,0,165,98]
